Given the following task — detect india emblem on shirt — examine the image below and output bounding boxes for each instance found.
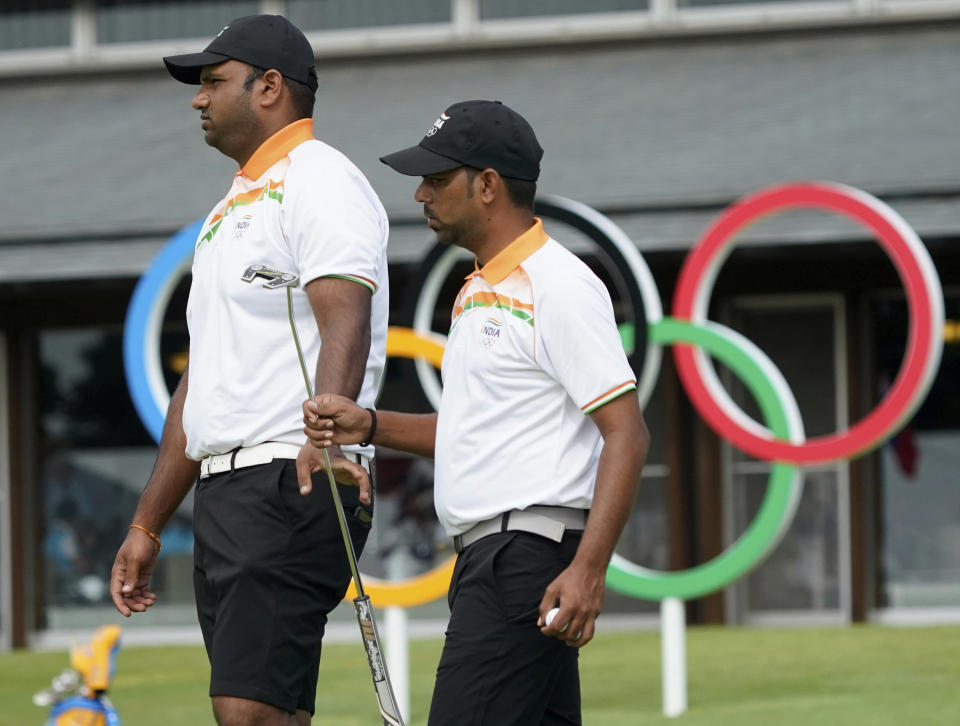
[235,214,253,238]
[479,317,502,349]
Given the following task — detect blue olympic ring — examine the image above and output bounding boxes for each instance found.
[123,219,203,444]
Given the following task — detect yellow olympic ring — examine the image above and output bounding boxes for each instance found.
[344,555,456,607]
[384,325,446,369]
[344,326,455,607]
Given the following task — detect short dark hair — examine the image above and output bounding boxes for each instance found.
[464,167,536,211]
[244,65,315,120]
[502,176,537,212]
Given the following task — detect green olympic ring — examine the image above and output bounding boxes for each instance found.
[606,317,804,600]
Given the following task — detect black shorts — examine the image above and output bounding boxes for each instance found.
[428,531,583,726]
[192,459,372,714]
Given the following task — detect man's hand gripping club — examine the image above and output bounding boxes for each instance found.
[303,393,373,449]
[241,265,371,504]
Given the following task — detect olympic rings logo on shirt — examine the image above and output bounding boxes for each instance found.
[124,182,944,605]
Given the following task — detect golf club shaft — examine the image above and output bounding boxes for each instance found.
[285,287,404,726]
[286,288,365,596]
[244,269,403,725]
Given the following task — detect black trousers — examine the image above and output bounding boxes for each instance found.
[428,531,583,726]
[193,459,372,714]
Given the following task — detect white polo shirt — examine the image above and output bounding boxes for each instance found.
[434,219,636,536]
[182,119,389,461]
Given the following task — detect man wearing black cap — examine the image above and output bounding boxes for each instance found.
[110,15,389,726]
[304,100,649,725]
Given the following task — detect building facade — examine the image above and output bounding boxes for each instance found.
[1,0,959,649]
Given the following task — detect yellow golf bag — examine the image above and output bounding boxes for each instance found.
[33,625,122,726]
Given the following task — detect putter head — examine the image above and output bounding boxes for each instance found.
[241,264,300,289]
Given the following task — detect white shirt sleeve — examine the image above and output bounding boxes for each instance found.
[537,267,637,414]
[282,155,386,294]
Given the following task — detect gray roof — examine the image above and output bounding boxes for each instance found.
[2,25,959,280]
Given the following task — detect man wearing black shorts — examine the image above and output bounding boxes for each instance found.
[110,15,389,726]
[304,100,649,725]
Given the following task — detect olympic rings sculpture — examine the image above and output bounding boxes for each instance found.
[672,182,944,464]
[124,182,944,605]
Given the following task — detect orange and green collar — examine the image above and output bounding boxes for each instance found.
[476,218,549,285]
[240,118,314,180]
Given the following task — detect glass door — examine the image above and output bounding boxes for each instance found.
[870,291,960,621]
[720,295,851,624]
[36,324,195,637]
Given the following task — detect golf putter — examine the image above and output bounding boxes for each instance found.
[242,265,405,726]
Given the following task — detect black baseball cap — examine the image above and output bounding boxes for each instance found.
[380,100,543,181]
[163,14,318,92]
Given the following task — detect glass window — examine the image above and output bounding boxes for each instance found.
[358,453,446,579]
[608,475,666,616]
[0,3,71,51]
[727,304,840,446]
[723,301,846,615]
[39,325,193,630]
[95,1,259,44]
[481,0,649,19]
[287,0,451,31]
[736,470,841,610]
[874,294,960,608]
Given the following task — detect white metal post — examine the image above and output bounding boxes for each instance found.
[650,0,676,25]
[452,0,479,36]
[72,0,96,59]
[385,606,410,723]
[260,0,286,15]
[661,597,688,717]
[383,551,412,723]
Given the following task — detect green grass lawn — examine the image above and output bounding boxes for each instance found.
[2,625,958,725]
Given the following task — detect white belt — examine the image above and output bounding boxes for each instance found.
[199,442,371,480]
[453,506,588,554]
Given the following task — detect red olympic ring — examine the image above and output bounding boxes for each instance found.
[672,182,944,464]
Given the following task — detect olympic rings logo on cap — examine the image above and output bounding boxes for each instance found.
[124,183,944,605]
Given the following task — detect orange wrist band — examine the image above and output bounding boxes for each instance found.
[129,523,162,552]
